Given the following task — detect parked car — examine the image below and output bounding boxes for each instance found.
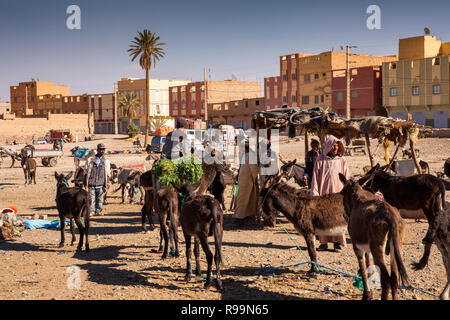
[150,136,166,153]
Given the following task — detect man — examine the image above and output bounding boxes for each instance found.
[162,118,191,160]
[310,135,350,252]
[85,143,111,216]
[304,139,321,187]
[233,138,260,226]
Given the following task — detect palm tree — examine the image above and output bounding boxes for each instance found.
[128,29,166,147]
[149,116,169,131]
[119,93,141,125]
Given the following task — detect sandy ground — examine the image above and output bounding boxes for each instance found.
[0,134,449,300]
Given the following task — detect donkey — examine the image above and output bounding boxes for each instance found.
[54,172,90,252]
[172,181,224,291]
[417,208,450,300]
[339,173,409,300]
[278,158,307,188]
[154,186,179,259]
[21,157,36,184]
[207,171,226,211]
[259,174,347,273]
[445,158,450,179]
[359,164,446,270]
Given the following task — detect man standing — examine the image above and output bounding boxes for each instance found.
[304,139,321,187]
[310,135,350,252]
[85,143,111,216]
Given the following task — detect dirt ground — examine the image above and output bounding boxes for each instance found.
[0,134,449,300]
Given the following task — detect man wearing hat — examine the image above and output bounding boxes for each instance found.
[84,143,111,216]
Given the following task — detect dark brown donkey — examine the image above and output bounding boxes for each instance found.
[54,172,90,252]
[21,157,36,184]
[359,164,446,270]
[339,173,409,300]
[259,174,347,273]
[172,181,224,291]
[154,186,179,259]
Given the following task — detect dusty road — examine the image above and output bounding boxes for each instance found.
[0,134,449,300]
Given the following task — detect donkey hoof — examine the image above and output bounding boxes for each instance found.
[161,254,168,259]
[204,281,211,289]
[58,243,64,248]
[185,275,192,282]
[85,246,90,253]
[411,261,426,271]
[216,281,223,291]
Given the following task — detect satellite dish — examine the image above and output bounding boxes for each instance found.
[424,27,431,35]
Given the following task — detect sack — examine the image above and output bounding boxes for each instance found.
[161,132,173,159]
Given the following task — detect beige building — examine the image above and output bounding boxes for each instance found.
[0,101,11,115]
[117,78,190,132]
[209,97,265,129]
[383,35,450,128]
[10,81,70,116]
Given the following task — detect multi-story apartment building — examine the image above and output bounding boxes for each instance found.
[10,81,70,116]
[332,66,384,117]
[169,80,261,120]
[117,78,190,133]
[62,94,89,114]
[265,52,397,114]
[89,93,116,134]
[383,35,450,128]
[208,97,265,129]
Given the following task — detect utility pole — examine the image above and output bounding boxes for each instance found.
[204,68,208,128]
[114,82,118,134]
[345,45,357,120]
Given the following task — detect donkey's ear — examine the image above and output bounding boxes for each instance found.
[54,171,60,180]
[338,173,347,184]
[292,159,297,165]
[191,180,201,191]
[65,171,73,181]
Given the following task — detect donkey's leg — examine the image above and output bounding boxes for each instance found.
[439,242,450,300]
[160,214,170,259]
[412,242,432,270]
[372,246,390,300]
[199,235,213,288]
[184,233,192,282]
[58,216,66,248]
[353,245,372,300]
[194,238,201,276]
[70,218,76,246]
[158,228,163,252]
[389,239,400,300]
[304,232,319,273]
[214,223,224,291]
[74,217,85,252]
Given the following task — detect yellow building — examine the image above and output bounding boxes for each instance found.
[383,35,450,128]
[117,78,190,132]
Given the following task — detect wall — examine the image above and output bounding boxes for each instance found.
[0,114,91,140]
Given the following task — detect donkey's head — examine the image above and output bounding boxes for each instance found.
[339,173,361,220]
[279,159,297,180]
[55,171,73,196]
[171,180,201,209]
[358,163,391,193]
[71,167,86,188]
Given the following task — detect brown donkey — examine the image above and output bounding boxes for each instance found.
[259,173,347,273]
[21,157,36,184]
[154,186,180,259]
[172,181,224,291]
[339,173,409,300]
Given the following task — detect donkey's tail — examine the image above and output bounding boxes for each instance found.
[209,198,223,262]
[388,215,409,287]
[168,199,178,240]
[439,179,447,210]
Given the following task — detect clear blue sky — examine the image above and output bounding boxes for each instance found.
[1,0,450,101]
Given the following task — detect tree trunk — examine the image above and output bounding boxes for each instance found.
[144,68,150,148]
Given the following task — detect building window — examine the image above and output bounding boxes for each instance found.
[314,74,319,80]
[266,99,270,106]
[351,90,358,98]
[14,97,17,102]
[274,81,278,86]
[283,96,287,103]
[302,96,309,104]
[390,88,397,97]
[412,86,420,96]
[321,95,324,103]
[433,85,441,95]
[77,96,80,102]
[390,63,397,70]
[192,101,196,109]
[304,74,310,83]
[433,58,440,66]
[274,98,277,105]
[314,96,319,104]
[255,100,260,106]
[282,74,287,81]
[291,73,296,80]
[336,92,344,102]
[266,81,270,87]
[182,102,186,109]
[173,102,178,109]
